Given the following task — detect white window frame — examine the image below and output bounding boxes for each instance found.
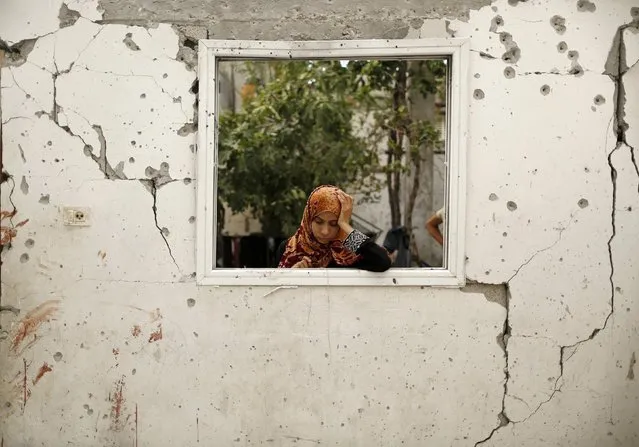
[196,38,469,287]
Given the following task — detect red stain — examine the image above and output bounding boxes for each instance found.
[135,403,139,447]
[23,359,28,408]
[10,300,60,354]
[33,362,53,385]
[148,324,162,343]
[0,209,29,246]
[131,325,141,337]
[110,377,126,431]
[22,358,31,411]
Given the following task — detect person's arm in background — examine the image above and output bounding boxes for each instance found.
[425,212,444,246]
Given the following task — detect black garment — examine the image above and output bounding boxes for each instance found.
[382,226,412,268]
[274,237,391,272]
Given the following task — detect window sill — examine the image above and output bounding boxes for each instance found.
[196,268,465,287]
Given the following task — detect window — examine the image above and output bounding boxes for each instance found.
[196,39,469,286]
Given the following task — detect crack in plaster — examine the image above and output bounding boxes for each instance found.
[517,69,595,76]
[139,179,181,272]
[471,49,498,59]
[476,15,639,444]
[0,175,18,268]
[38,111,126,180]
[0,305,20,315]
[77,67,190,121]
[34,109,183,271]
[90,124,127,179]
[474,285,511,445]
[6,69,37,105]
[0,39,37,67]
[50,27,106,124]
[507,213,576,283]
[1,117,32,126]
[604,20,639,187]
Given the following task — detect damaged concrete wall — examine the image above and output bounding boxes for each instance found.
[1,0,638,446]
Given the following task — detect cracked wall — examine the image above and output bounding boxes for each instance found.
[1,0,639,446]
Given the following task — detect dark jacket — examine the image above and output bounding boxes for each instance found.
[274,237,392,272]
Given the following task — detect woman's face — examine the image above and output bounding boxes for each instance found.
[311,211,339,244]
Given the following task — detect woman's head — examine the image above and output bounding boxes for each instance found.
[306,186,342,244]
[277,184,360,268]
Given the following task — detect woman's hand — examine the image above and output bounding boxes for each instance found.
[292,257,311,268]
[337,191,354,238]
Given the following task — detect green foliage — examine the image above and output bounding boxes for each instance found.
[218,60,380,236]
[217,58,447,236]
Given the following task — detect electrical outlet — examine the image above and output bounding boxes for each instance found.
[63,207,91,226]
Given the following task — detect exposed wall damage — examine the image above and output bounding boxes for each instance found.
[1,0,638,446]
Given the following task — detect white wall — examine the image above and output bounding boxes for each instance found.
[1,1,638,446]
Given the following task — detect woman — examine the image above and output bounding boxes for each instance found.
[276,185,391,272]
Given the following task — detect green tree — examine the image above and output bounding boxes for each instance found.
[218,60,380,236]
[217,58,446,247]
[348,59,446,223]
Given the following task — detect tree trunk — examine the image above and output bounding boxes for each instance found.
[405,128,424,264]
[386,62,408,228]
[386,129,401,227]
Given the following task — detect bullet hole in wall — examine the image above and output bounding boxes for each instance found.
[20,176,29,194]
[569,64,584,76]
[507,201,518,211]
[504,67,516,79]
[123,33,141,51]
[502,46,521,64]
[550,15,567,34]
[576,0,596,12]
[578,198,589,208]
[594,95,605,105]
[473,89,485,100]
[490,15,504,32]
[540,84,551,95]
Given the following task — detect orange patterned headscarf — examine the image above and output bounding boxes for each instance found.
[278,185,362,268]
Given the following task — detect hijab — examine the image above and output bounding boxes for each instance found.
[278,185,362,268]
